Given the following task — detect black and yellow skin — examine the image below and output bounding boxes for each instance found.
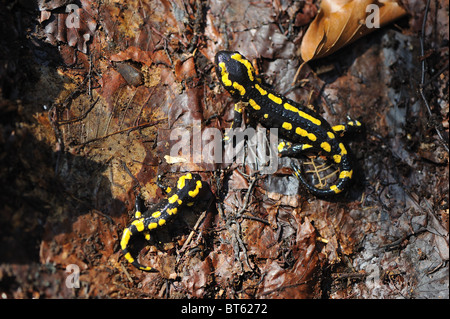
[121,173,211,272]
[215,51,362,197]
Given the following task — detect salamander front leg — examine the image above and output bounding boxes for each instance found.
[278,141,316,157]
[224,102,245,143]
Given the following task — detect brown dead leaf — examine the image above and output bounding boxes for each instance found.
[38,0,72,11]
[174,57,197,82]
[181,256,214,298]
[294,0,318,27]
[39,211,117,270]
[299,0,407,61]
[110,46,153,66]
[258,217,319,298]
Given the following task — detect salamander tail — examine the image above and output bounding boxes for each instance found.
[291,159,352,197]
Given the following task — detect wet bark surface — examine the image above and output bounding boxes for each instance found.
[0,0,448,298]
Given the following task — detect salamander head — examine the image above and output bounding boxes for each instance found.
[215,51,256,99]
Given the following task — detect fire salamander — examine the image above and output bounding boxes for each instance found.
[215,51,362,197]
[121,173,211,272]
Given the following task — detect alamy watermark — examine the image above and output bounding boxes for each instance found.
[166,120,279,174]
[366,4,380,29]
[65,264,80,288]
[65,4,80,29]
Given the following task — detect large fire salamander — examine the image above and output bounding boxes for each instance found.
[215,51,362,197]
[121,173,212,272]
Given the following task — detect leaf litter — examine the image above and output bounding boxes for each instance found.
[0,0,448,299]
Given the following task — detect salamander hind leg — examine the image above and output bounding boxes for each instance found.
[278,141,316,157]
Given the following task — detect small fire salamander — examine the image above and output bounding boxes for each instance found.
[215,51,362,197]
[121,173,211,272]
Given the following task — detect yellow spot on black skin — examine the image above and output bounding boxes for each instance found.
[300,112,321,126]
[278,141,287,152]
[131,219,145,232]
[249,99,261,110]
[121,228,132,250]
[124,252,134,263]
[333,154,342,163]
[177,173,192,189]
[188,180,203,198]
[339,170,353,179]
[233,82,246,96]
[320,142,331,153]
[255,84,267,95]
[283,103,299,113]
[231,53,255,81]
[332,124,346,133]
[282,122,293,131]
[268,93,282,105]
[219,62,232,87]
[283,102,321,126]
[295,127,317,142]
[330,185,342,194]
[168,194,182,205]
[348,120,361,127]
[152,211,161,218]
[167,207,177,215]
[339,143,347,155]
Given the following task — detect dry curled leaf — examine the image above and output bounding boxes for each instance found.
[299,0,407,61]
[40,5,97,54]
